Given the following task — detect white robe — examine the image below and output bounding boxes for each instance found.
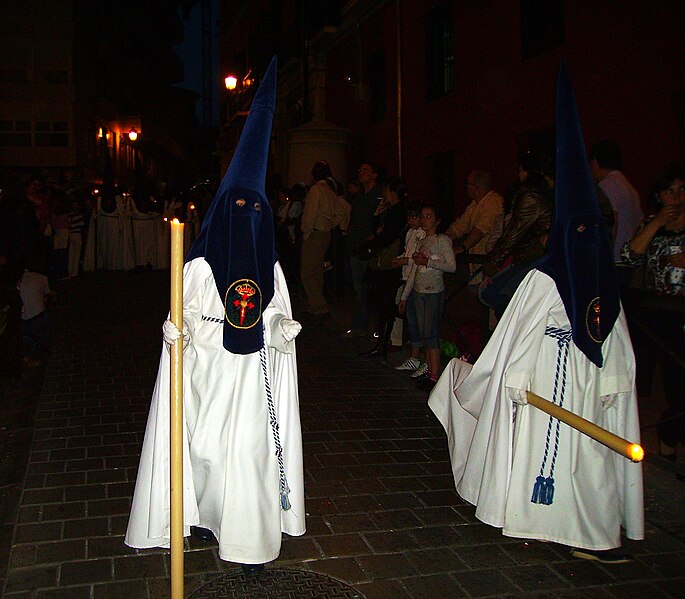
[83,197,136,271]
[429,269,644,550]
[129,201,159,268]
[125,258,305,563]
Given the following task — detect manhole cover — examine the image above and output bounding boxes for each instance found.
[190,568,365,599]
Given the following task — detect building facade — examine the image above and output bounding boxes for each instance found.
[0,1,199,196]
[218,0,685,218]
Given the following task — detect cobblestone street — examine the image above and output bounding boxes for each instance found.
[1,269,683,598]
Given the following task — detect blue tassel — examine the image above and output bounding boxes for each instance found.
[531,476,546,504]
[280,491,291,511]
[542,477,555,505]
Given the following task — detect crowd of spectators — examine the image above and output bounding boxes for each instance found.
[280,145,682,459]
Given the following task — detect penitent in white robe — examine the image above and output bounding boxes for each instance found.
[125,258,305,563]
[429,269,643,550]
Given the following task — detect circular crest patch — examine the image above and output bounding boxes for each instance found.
[224,278,262,329]
[585,296,602,343]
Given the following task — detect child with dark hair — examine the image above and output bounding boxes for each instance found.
[399,205,456,388]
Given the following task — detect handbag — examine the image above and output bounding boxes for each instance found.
[368,238,401,270]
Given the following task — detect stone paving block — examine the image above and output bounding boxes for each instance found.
[105,481,135,499]
[452,567,517,596]
[14,522,63,544]
[324,513,377,535]
[60,558,112,585]
[357,553,418,579]
[4,564,59,592]
[183,549,222,575]
[35,587,91,599]
[28,461,64,475]
[401,573,467,599]
[316,533,371,558]
[502,539,570,564]
[354,578,412,599]
[23,474,46,489]
[36,539,86,564]
[44,471,86,487]
[379,476,425,492]
[550,560,616,587]
[86,468,127,484]
[87,446,123,458]
[413,506,466,526]
[50,447,86,461]
[17,505,41,524]
[369,508,422,530]
[147,574,208,599]
[8,544,35,568]
[113,553,167,580]
[341,480,385,497]
[87,497,130,517]
[278,536,322,561]
[65,458,104,472]
[333,494,383,513]
[410,525,461,548]
[502,563,571,592]
[653,577,685,598]
[63,517,109,539]
[406,547,465,575]
[65,484,106,501]
[364,530,420,553]
[456,544,518,569]
[636,550,685,577]
[88,536,136,558]
[373,492,421,510]
[42,501,86,520]
[93,579,149,599]
[109,514,129,535]
[304,556,370,585]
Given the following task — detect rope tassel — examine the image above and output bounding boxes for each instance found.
[530,327,572,507]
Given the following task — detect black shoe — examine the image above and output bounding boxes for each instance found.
[359,346,385,358]
[570,548,633,564]
[241,563,265,576]
[418,377,437,391]
[190,526,215,542]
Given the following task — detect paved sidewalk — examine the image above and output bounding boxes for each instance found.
[1,269,684,598]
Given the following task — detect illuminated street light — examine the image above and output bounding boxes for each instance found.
[127,128,139,142]
[224,75,238,91]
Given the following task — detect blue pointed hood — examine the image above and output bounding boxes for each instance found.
[185,56,278,354]
[536,61,620,367]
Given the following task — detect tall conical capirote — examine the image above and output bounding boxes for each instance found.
[185,56,278,354]
[536,60,619,367]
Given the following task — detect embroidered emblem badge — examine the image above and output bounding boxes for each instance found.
[224,279,262,329]
[585,297,602,343]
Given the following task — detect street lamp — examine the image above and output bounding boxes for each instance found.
[127,127,139,142]
[224,75,238,92]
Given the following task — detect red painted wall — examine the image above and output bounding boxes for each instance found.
[325,0,685,216]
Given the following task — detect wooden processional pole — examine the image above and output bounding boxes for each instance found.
[169,219,185,599]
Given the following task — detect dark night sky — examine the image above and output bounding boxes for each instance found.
[174,0,221,127]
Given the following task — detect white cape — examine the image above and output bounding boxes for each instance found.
[125,259,305,563]
[429,269,643,550]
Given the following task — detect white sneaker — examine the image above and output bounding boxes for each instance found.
[395,357,420,371]
[409,362,429,378]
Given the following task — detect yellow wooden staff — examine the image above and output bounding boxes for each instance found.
[170,219,185,599]
[526,391,644,462]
